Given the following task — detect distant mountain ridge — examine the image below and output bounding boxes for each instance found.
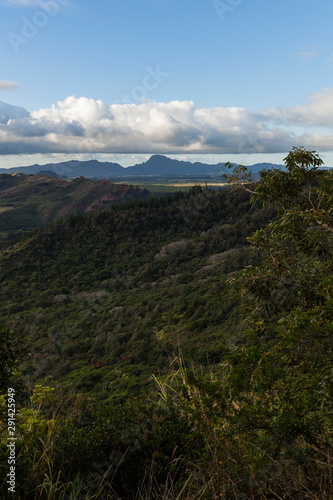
[0,159,125,178]
[0,155,284,179]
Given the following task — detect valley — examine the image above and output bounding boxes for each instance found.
[1,185,273,400]
[0,148,332,499]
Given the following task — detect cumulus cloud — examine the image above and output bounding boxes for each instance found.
[0,89,333,155]
[0,101,30,124]
[263,88,333,128]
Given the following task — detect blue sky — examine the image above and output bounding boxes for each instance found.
[1,0,333,168]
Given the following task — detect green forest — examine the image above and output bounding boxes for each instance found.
[0,147,332,499]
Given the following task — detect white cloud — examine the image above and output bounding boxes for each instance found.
[0,89,333,156]
[298,51,317,60]
[296,44,318,61]
[0,81,19,91]
[0,101,29,124]
[263,87,333,128]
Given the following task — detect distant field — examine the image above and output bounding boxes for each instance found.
[117,182,229,193]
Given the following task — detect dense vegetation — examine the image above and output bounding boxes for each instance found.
[0,173,150,239]
[0,148,332,498]
[0,184,275,401]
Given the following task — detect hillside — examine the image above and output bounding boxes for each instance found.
[1,148,332,499]
[0,186,275,400]
[0,173,150,238]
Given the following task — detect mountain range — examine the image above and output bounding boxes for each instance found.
[0,155,284,179]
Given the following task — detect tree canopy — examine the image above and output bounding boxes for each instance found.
[223,146,333,447]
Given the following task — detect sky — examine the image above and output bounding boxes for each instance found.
[0,0,333,169]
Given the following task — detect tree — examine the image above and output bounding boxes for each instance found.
[224,146,333,318]
[223,146,333,449]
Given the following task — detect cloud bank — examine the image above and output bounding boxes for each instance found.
[1,88,333,155]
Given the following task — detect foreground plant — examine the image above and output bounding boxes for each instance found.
[216,146,333,496]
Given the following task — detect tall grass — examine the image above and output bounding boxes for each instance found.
[1,362,332,499]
